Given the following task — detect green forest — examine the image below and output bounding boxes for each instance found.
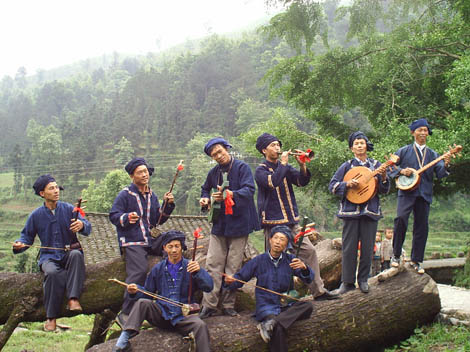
[1,0,470,247]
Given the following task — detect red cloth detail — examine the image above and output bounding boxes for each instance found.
[294,227,315,244]
[177,164,184,171]
[298,149,312,163]
[224,190,235,215]
[193,227,202,239]
[73,207,85,217]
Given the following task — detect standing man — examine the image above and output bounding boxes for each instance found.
[198,137,260,319]
[389,118,451,274]
[255,133,338,300]
[110,157,175,325]
[112,231,213,352]
[224,225,314,352]
[328,132,389,294]
[13,174,91,331]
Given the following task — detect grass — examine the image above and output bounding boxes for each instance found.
[2,315,96,352]
[386,323,470,351]
[0,173,13,188]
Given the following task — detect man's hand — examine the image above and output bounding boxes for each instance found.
[224,275,235,285]
[127,283,137,295]
[280,150,290,166]
[163,192,174,204]
[400,168,414,177]
[290,258,307,270]
[187,260,200,273]
[346,179,359,188]
[199,197,210,207]
[212,186,224,202]
[70,219,84,233]
[128,212,140,224]
[13,241,26,250]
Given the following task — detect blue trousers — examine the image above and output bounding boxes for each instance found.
[393,196,430,263]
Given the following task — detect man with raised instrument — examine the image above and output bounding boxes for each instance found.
[109,157,175,325]
[389,118,452,274]
[329,132,390,294]
[13,174,91,331]
[112,231,213,352]
[255,133,338,301]
[198,137,260,319]
[224,225,314,352]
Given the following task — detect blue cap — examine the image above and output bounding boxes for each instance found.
[269,225,294,251]
[125,157,154,176]
[409,118,432,135]
[161,230,187,251]
[256,133,282,154]
[204,137,232,156]
[348,131,374,151]
[32,174,64,196]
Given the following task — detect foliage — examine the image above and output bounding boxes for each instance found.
[385,324,470,351]
[81,170,130,212]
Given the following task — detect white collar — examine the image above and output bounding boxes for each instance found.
[354,157,368,166]
[414,142,426,152]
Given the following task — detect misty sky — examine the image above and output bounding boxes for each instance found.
[0,0,279,77]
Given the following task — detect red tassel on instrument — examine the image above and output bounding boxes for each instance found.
[294,227,315,244]
[193,227,202,239]
[224,190,234,215]
[73,207,85,217]
[298,149,313,163]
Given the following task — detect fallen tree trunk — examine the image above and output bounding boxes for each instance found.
[87,265,441,352]
[0,237,342,350]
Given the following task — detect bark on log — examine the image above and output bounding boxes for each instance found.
[87,265,440,352]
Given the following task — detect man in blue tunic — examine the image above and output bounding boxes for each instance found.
[329,132,390,294]
[389,119,451,274]
[109,157,175,324]
[255,133,338,301]
[224,225,314,352]
[198,137,260,319]
[112,231,213,352]
[13,174,92,331]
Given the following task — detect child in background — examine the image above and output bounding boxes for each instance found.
[381,228,394,271]
[372,231,382,276]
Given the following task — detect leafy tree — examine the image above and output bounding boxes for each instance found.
[113,137,134,167]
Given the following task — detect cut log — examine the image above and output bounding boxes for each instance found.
[87,265,440,352]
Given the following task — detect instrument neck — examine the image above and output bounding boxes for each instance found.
[417,153,446,175]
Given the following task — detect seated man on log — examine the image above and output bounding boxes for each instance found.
[112,231,213,352]
[224,225,314,352]
[328,132,389,294]
[198,137,260,319]
[13,174,91,331]
[109,157,175,326]
[255,132,338,301]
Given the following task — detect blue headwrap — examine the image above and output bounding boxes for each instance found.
[161,230,187,251]
[256,133,282,154]
[32,174,64,196]
[348,131,374,151]
[409,118,432,135]
[125,157,154,176]
[269,225,294,251]
[204,137,232,156]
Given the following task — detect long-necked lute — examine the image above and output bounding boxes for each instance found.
[344,155,399,204]
[396,145,462,191]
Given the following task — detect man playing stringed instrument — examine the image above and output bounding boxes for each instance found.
[13,174,91,331]
[224,225,314,352]
[389,118,452,274]
[255,133,338,301]
[198,137,260,319]
[112,231,213,352]
[109,157,175,325]
[329,132,390,294]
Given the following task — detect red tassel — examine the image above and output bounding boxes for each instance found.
[193,227,202,239]
[177,164,184,171]
[224,190,235,215]
[294,227,315,243]
[298,149,312,163]
[73,207,85,217]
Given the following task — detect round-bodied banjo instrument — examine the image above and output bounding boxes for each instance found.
[396,145,462,191]
[344,155,400,204]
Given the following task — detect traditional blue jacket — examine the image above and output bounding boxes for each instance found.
[226,252,313,321]
[14,201,92,266]
[329,158,390,221]
[201,158,260,237]
[109,183,175,248]
[255,160,311,227]
[132,258,213,325]
[389,144,449,204]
